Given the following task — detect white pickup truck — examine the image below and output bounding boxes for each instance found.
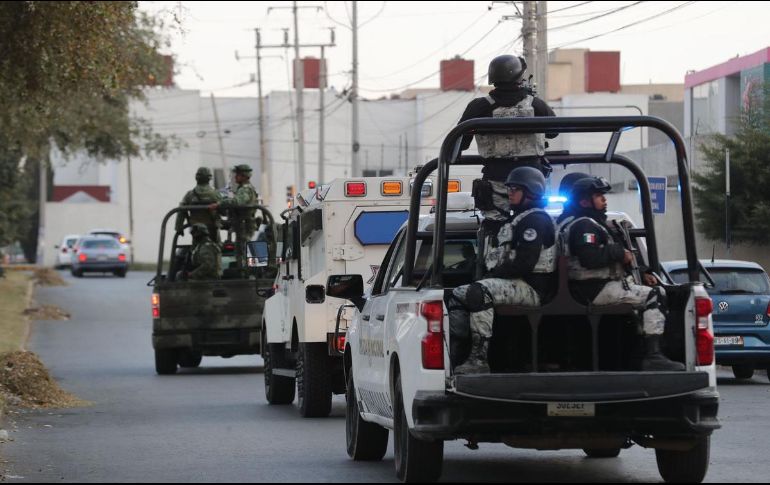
[329,116,721,483]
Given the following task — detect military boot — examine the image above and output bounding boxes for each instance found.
[454,333,491,375]
[642,335,685,371]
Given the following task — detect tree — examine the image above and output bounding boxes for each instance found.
[693,82,770,245]
[0,2,180,260]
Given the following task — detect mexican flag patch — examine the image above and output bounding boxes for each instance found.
[583,233,597,244]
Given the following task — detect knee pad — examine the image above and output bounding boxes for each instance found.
[465,282,494,312]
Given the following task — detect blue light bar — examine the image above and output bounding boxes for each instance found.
[548,196,568,204]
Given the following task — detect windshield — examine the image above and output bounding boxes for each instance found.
[671,268,770,294]
[81,239,120,250]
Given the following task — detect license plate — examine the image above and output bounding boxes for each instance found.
[98,255,108,261]
[547,402,595,417]
[715,336,744,347]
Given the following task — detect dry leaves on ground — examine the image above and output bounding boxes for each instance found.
[0,351,86,409]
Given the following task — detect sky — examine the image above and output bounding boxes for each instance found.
[139,1,770,99]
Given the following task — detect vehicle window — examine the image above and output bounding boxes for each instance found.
[668,269,689,285]
[709,268,770,294]
[81,239,120,250]
[371,231,402,296]
[65,238,78,248]
[383,235,408,291]
[410,237,477,287]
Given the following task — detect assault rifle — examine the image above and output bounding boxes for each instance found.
[613,219,642,285]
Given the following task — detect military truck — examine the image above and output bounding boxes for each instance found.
[149,204,278,375]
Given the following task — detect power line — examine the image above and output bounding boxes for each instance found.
[546,1,644,33]
[550,1,698,51]
[547,1,594,15]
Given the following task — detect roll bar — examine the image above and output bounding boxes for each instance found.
[403,116,699,286]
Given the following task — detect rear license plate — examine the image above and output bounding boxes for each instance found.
[715,336,744,347]
[547,402,595,417]
[98,255,108,261]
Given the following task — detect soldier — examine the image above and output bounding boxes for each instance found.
[460,55,558,228]
[175,167,222,241]
[186,224,221,281]
[562,176,684,371]
[208,164,259,273]
[450,167,557,374]
[555,171,591,226]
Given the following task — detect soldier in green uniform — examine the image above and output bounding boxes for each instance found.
[209,164,259,274]
[187,224,221,281]
[176,167,222,242]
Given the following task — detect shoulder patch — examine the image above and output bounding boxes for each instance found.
[523,228,538,242]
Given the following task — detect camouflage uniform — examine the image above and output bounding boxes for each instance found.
[188,224,221,281]
[448,167,557,374]
[562,176,684,371]
[219,164,259,272]
[175,168,222,241]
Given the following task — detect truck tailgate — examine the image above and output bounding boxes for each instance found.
[154,279,263,332]
[451,372,710,403]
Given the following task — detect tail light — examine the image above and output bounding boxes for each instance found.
[766,301,770,319]
[335,334,346,353]
[420,300,444,370]
[345,181,367,197]
[118,254,127,262]
[695,297,714,366]
[152,293,160,319]
[78,253,88,263]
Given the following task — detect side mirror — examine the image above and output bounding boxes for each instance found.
[327,274,365,311]
[54,245,60,249]
[247,241,269,267]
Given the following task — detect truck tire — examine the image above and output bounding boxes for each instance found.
[583,448,621,458]
[732,364,754,379]
[393,373,443,482]
[346,372,388,461]
[263,331,295,405]
[655,436,710,483]
[296,342,332,418]
[178,350,203,368]
[155,349,178,375]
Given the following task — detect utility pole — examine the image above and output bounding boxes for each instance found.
[398,135,402,174]
[351,1,361,177]
[235,30,281,202]
[292,1,305,190]
[319,45,326,185]
[725,148,732,256]
[522,2,537,85]
[380,143,384,176]
[404,135,409,171]
[210,93,228,173]
[36,158,46,265]
[127,155,135,264]
[536,1,548,98]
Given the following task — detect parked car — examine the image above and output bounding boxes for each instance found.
[663,259,770,382]
[70,236,128,278]
[54,234,80,269]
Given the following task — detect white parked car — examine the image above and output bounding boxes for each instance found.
[54,234,80,269]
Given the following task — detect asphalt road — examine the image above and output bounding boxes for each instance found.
[3,270,770,482]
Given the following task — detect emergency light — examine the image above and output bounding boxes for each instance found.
[448,180,461,193]
[381,181,403,196]
[345,181,367,197]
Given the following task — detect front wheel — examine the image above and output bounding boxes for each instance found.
[296,342,332,418]
[732,364,754,379]
[155,349,178,375]
[263,331,295,405]
[346,371,388,461]
[655,436,710,483]
[393,373,443,482]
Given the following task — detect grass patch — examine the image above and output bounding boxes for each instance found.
[0,272,33,355]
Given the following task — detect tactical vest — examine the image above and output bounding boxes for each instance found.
[560,217,624,281]
[484,208,557,274]
[192,241,222,279]
[475,95,546,159]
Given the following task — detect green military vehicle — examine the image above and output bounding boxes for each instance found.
[149,204,278,375]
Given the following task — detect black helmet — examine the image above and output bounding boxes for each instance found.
[505,166,546,199]
[572,176,612,201]
[488,55,527,85]
[558,172,591,199]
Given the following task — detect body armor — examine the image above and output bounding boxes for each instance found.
[561,216,624,281]
[484,208,556,275]
[476,95,546,159]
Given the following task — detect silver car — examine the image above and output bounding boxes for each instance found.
[71,236,129,278]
